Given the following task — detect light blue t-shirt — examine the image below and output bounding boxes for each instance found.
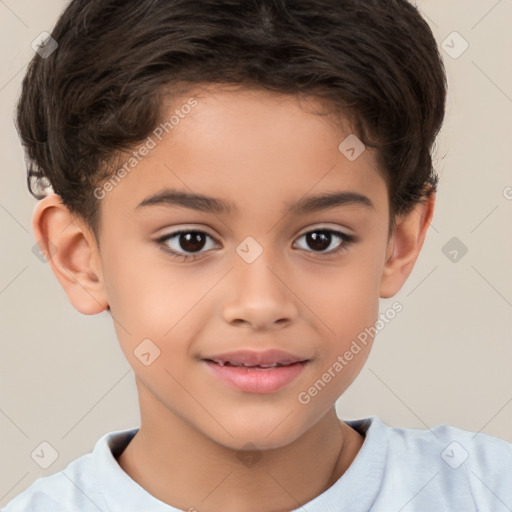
[2,416,512,511]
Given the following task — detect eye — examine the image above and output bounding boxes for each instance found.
[293,228,355,258]
[156,229,219,261]
[155,227,356,262]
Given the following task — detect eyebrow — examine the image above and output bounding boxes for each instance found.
[135,188,374,215]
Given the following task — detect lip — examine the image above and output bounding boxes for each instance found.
[202,349,308,366]
[201,349,310,394]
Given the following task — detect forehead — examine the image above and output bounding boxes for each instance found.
[100,85,388,220]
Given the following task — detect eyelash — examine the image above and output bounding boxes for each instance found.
[155,228,356,262]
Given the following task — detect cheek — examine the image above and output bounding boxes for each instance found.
[308,255,381,337]
[101,244,217,361]
[100,236,186,326]
[304,247,383,383]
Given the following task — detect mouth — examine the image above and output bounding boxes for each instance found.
[201,350,310,393]
[203,359,306,369]
[201,348,309,367]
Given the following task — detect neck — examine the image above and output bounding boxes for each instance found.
[117,381,364,512]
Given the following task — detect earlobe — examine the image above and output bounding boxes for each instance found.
[379,193,435,298]
[32,194,109,315]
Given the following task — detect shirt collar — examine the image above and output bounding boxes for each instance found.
[94,427,182,512]
[94,417,387,512]
[289,416,388,511]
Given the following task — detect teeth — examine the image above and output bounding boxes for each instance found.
[213,359,292,368]
[211,359,292,368]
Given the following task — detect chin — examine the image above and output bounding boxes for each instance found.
[204,410,309,452]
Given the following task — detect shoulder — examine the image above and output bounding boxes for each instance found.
[1,427,137,512]
[386,419,512,471]
[380,418,512,510]
[2,488,76,512]
[2,455,97,512]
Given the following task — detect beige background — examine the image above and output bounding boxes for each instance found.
[1,0,511,506]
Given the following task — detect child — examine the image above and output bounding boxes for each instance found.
[4,0,511,510]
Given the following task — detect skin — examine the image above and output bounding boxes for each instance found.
[33,84,434,512]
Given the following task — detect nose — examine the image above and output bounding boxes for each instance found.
[221,250,299,331]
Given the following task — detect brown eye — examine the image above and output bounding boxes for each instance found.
[305,231,332,251]
[293,228,355,257]
[156,230,218,260]
[175,232,208,252]
[156,227,356,262]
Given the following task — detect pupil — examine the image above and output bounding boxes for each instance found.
[307,231,330,251]
[181,232,205,252]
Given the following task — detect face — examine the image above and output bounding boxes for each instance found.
[94,85,392,450]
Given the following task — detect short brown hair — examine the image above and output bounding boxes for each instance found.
[16,0,447,242]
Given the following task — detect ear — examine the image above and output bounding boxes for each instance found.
[379,192,436,298]
[32,194,108,315]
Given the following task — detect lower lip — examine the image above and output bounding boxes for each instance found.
[203,360,308,394]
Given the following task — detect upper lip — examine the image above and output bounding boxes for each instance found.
[202,349,310,366]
